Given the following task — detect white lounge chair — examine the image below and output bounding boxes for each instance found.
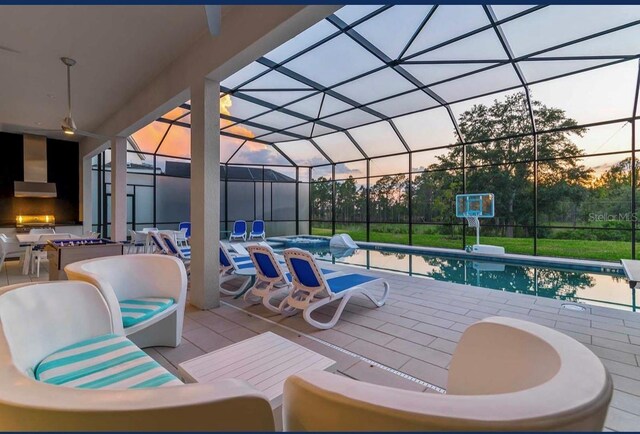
[219,243,255,296]
[245,244,337,314]
[161,232,191,274]
[0,234,26,271]
[0,281,275,431]
[248,220,266,240]
[280,248,390,329]
[65,254,187,349]
[229,220,247,242]
[283,316,613,431]
[148,231,169,254]
[230,242,250,256]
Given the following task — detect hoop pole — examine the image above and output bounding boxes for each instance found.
[476,221,480,245]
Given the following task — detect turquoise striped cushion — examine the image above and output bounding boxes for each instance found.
[35,334,182,389]
[120,297,174,328]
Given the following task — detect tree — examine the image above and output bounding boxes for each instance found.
[310,177,332,221]
[585,156,635,233]
[370,174,408,222]
[412,169,461,225]
[429,92,592,237]
[335,176,364,221]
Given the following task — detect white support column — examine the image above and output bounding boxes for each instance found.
[190,78,220,309]
[81,155,93,234]
[110,136,128,242]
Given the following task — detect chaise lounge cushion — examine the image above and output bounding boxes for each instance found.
[119,297,175,328]
[35,334,182,389]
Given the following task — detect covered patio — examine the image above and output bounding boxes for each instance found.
[1,4,640,432]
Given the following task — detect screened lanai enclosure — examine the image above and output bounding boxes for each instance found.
[93,4,640,262]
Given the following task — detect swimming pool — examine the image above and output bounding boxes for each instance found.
[270,238,634,312]
[273,235,330,249]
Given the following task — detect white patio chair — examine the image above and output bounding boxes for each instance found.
[31,233,73,277]
[280,248,390,329]
[84,231,100,239]
[0,281,275,431]
[129,229,148,253]
[283,316,613,432]
[245,244,337,314]
[0,234,27,271]
[178,222,191,239]
[175,227,189,247]
[65,254,187,349]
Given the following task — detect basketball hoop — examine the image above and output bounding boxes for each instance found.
[455,193,503,254]
[465,216,480,228]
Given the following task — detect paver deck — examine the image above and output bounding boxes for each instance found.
[4,258,639,431]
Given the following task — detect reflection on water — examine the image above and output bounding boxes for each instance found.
[306,247,634,311]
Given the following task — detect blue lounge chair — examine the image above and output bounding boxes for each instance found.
[178,222,191,238]
[244,244,336,313]
[148,231,169,254]
[229,220,247,242]
[248,220,266,241]
[161,233,191,275]
[280,248,390,329]
[219,243,255,296]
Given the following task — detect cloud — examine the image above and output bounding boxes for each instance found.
[335,163,364,177]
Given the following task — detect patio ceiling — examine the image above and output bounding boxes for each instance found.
[137,5,640,167]
[0,6,209,140]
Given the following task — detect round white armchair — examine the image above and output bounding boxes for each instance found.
[65,254,187,349]
[0,281,275,431]
[283,316,613,431]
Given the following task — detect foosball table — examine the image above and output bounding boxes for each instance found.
[45,238,124,281]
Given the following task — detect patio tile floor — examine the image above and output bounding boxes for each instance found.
[3,258,640,431]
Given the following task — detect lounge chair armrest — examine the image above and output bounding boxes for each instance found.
[283,369,612,431]
[0,373,275,431]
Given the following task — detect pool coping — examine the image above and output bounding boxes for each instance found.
[268,235,623,274]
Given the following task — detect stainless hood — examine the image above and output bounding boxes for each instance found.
[14,135,57,198]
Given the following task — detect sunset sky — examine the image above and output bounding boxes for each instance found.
[129,5,640,178]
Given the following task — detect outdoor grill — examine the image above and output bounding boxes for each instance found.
[15,215,55,233]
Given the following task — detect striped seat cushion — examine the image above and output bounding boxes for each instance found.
[120,297,175,328]
[35,334,182,389]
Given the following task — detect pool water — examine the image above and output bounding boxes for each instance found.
[278,236,330,249]
[274,244,634,311]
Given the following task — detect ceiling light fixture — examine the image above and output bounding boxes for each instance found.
[61,115,76,135]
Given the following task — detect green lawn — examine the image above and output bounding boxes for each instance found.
[311,226,630,262]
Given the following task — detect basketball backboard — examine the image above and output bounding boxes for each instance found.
[456,193,495,218]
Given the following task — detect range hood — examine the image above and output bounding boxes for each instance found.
[14,135,57,198]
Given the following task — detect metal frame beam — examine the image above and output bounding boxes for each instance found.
[484,4,539,253]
